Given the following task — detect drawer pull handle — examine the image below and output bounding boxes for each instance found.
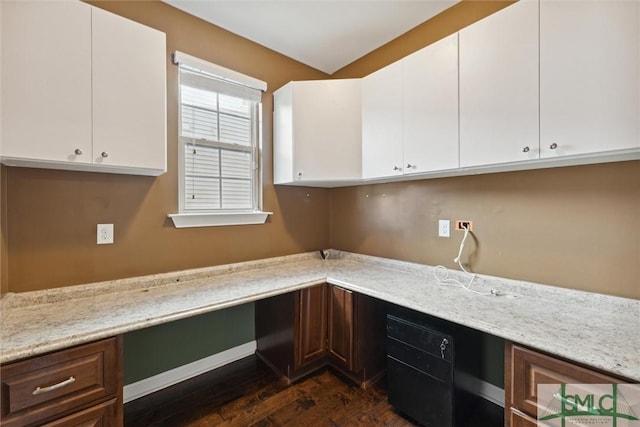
[32,376,76,395]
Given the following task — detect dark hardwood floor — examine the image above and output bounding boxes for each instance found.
[124,356,503,426]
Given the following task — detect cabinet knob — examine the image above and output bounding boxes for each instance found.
[393,166,402,171]
[522,146,530,153]
[549,143,558,150]
[101,152,109,158]
[406,164,414,169]
[297,172,302,177]
[74,148,83,155]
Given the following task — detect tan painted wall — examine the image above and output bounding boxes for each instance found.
[1,167,6,295]
[332,0,514,79]
[0,1,6,295]
[330,163,640,299]
[2,1,330,293]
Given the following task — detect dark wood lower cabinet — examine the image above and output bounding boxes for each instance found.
[0,336,123,427]
[508,408,537,427]
[333,287,387,386]
[254,285,328,381]
[42,398,118,427]
[296,284,328,369]
[256,284,386,387]
[254,290,298,380]
[504,341,631,427]
[327,285,354,370]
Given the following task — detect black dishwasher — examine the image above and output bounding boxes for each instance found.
[387,314,455,426]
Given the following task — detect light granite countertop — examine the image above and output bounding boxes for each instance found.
[1,250,639,382]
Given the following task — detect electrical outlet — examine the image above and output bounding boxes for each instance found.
[438,220,450,237]
[97,224,114,244]
[455,220,473,231]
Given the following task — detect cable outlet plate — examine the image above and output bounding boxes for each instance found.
[97,224,114,244]
[455,220,473,231]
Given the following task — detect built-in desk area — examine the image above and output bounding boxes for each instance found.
[1,250,638,425]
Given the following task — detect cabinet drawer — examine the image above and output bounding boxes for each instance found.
[509,344,623,417]
[387,337,452,383]
[387,315,453,362]
[387,356,453,426]
[42,398,117,427]
[509,407,538,427]
[1,337,119,426]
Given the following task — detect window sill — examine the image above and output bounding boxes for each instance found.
[168,211,272,228]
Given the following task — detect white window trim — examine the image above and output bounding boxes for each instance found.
[173,51,267,92]
[168,51,272,228]
[168,211,271,228]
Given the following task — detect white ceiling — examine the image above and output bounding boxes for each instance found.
[162,1,459,74]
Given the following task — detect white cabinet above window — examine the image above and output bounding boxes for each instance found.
[273,79,362,185]
[1,1,167,176]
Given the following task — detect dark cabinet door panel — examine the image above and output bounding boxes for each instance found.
[328,286,354,370]
[295,284,327,369]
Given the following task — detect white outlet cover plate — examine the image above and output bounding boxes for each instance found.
[97,224,114,244]
[438,220,450,238]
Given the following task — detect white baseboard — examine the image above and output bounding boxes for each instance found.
[455,371,505,408]
[123,340,257,403]
[123,341,504,408]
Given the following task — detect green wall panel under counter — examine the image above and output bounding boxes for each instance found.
[123,303,255,385]
[454,326,504,388]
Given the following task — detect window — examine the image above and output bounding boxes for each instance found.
[169,52,271,228]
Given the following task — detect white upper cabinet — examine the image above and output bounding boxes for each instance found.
[459,0,539,167]
[361,60,403,179]
[362,34,459,180]
[92,7,167,172]
[1,1,167,176]
[403,33,459,174]
[273,79,361,185]
[540,0,640,158]
[1,1,93,164]
[272,0,638,188]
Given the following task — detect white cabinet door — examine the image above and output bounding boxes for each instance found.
[540,0,640,158]
[403,33,459,174]
[362,61,403,179]
[459,0,539,167]
[273,83,295,184]
[273,80,361,184]
[92,7,166,172]
[1,1,92,163]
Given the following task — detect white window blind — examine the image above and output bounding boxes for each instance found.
[174,52,266,213]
